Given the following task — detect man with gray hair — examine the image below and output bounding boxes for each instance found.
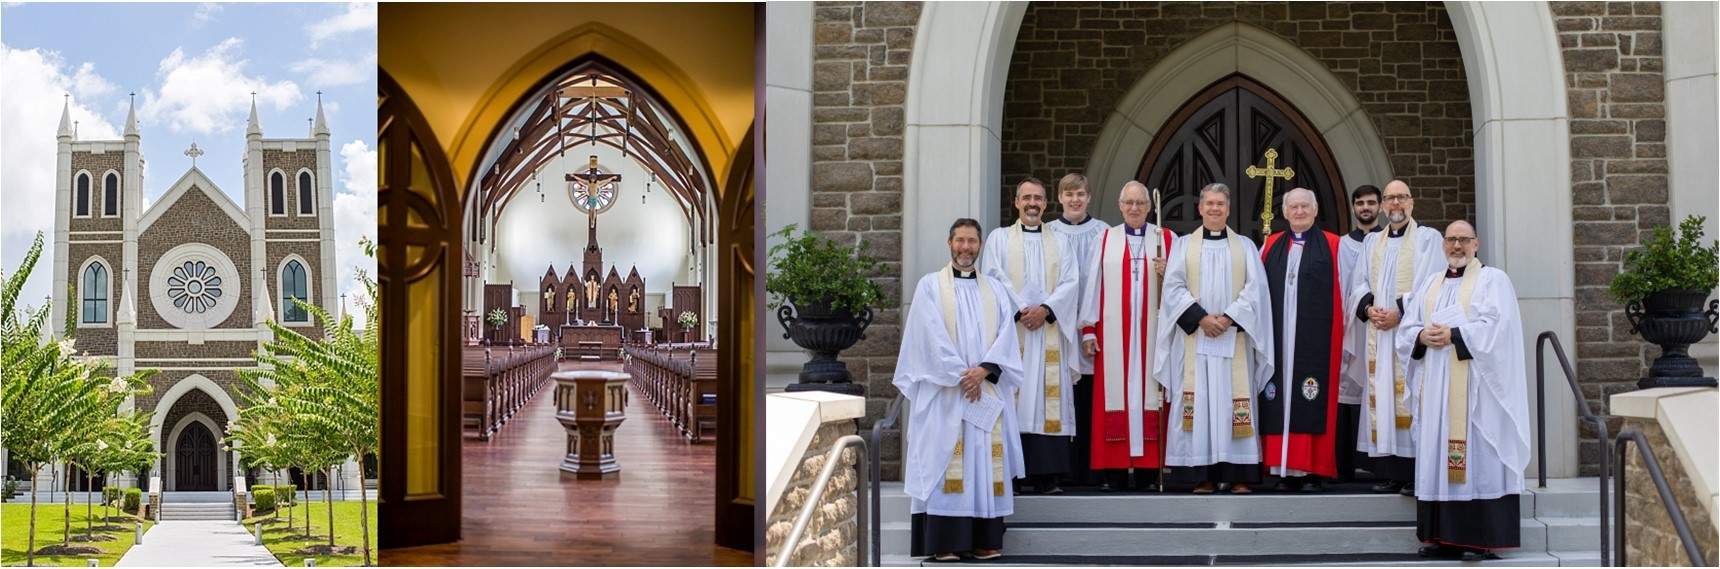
[1154,183,1274,494]
[1258,188,1344,492]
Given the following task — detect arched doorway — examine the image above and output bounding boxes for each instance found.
[173,422,218,491]
[1136,74,1349,241]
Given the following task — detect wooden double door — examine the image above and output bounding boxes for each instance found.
[1137,74,1350,242]
[174,422,218,491]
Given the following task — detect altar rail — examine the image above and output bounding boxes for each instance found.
[624,344,717,442]
[462,345,557,440]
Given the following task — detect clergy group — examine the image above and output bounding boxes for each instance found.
[893,176,1531,562]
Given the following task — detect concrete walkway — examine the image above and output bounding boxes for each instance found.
[116,521,282,566]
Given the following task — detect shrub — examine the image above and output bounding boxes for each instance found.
[2,477,17,502]
[277,484,297,506]
[765,224,887,313]
[1610,215,1720,304]
[252,486,277,512]
[123,488,142,513]
[102,486,119,506]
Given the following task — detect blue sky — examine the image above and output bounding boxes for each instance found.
[2,2,376,316]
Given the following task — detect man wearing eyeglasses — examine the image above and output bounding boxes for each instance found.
[1342,180,1444,496]
[1395,220,1529,561]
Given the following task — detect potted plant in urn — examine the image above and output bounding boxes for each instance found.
[486,308,510,346]
[1609,215,1720,389]
[767,224,885,395]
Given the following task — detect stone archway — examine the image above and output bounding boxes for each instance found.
[902,0,1576,476]
[165,412,225,491]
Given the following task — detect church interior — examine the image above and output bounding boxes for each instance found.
[376,3,756,565]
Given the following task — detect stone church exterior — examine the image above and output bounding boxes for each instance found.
[765,1,1718,483]
[11,96,351,493]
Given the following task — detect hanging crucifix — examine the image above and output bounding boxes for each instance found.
[566,154,622,235]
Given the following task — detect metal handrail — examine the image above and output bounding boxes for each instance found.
[1613,429,1705,566]
[1535,330,1611,566]
[867,395,905,567]
[774,434,870,568]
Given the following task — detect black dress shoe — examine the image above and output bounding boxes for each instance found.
[1301,480,1326,493]
[1042,481,1064,495]
[1418,544,1462,559]
[1399,483,1416,496]
[1273,479,1298,492]
[1461,551,1502,561]
[1098,482,1117,493]
[1371,480,1403,493]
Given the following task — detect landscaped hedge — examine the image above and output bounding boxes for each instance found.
[123,488,142,513]
[276,484,296,506]
[253,486,277,512]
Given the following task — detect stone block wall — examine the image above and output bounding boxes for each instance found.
[1551,1,1670,475]
[1001,1,1475,228]
[810,1,921,478]
[1620,417,1717,566]
[765,421,860,567]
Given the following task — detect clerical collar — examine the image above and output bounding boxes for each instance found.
[1124,224,1146,236]
[1202,228,1228,240]
[1020,223,1042,233]
[1348,225,1382,242]
[1445,265,1466,278]
[1290,230,1307,243]
[952,266,977,279]
[1059,214,1094,226]
[1387,222,1411,238]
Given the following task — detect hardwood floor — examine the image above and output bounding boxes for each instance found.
[381,360,753,566]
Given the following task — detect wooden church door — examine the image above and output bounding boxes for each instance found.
[174,423,217,491]
[378,69,464,547]
[1136,74,1350,242]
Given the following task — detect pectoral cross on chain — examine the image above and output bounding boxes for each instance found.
[1245,148,1295,232]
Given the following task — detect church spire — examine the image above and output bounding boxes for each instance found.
[116,270,136,326]
[312,90,330,138]
[57,93,74,139]
[246,92,262,137]
[124,92,140,138]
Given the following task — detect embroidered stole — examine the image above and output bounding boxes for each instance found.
[1179,229,1253,438]
[1366,221,1418,442]
[1006,223,1065,434]
[1107,226,1162,433]
[938,264,1006,496]
[1421,258,1482,483]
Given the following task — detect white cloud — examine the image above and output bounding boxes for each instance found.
[70,62,115,100]
[139,37,301,135]
[307,2,376,49]
[1,45,121,313]
[332,139,377,311]
[291,52,376,88]
[191,2,221,26]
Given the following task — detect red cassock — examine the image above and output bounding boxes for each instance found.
[1258,230,1344,478]
[1086,227,1175,470]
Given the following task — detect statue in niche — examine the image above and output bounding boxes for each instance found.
[585,275,600,307]
[608,288,620,318]
[628,289,640,313]
[566,289,577,313]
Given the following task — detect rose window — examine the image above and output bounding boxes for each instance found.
[167,260,224,313]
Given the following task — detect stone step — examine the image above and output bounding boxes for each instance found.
[879,518,1584,558]
[160,491,235,503]
[881,549,1601,566]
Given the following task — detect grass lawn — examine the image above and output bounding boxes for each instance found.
[243,500,377,567]
[2,501,153,566]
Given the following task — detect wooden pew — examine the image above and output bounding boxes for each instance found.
[622,343,717,443]
[462,345,558,440]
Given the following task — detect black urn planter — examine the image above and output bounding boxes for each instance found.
[1625,288,1720,389]
[778,299,874,396]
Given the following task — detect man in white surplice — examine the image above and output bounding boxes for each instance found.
[1336,184,1383,482]
[1395,220,1529,561]
[1153,183,1274,495]
[1344,180,1445,495]
[980,178,1081,495]
[1047,173,1109,487]
[895,218,1026,562]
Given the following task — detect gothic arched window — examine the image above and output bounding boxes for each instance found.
[74,172,91,217]
[270,172,286,215]
[282,260,308,322]
[81,262,108,324]
[103,172,119,216]
[297,171,315,215]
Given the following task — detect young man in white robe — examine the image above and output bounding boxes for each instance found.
[1344,180,1444,495]
[981,178,1082,495]
[1336,184,1383,482]
[1078,181,1174,492]
[1395,220,1529,561]
[1048,173,1110,488]
[1153,183,1275,494]
[895,218,1027,561]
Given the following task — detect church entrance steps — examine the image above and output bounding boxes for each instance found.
[880,550,1600,566]
[878,479,1604,566]
[160,491,233,503]
[159,493,236,521]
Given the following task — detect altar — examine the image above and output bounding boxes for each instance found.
[559,324,624,361]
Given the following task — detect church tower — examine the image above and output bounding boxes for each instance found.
[243,95,337,335]
[52,95,144,362]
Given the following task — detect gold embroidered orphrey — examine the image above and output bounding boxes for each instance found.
[1245,147,1296,231]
